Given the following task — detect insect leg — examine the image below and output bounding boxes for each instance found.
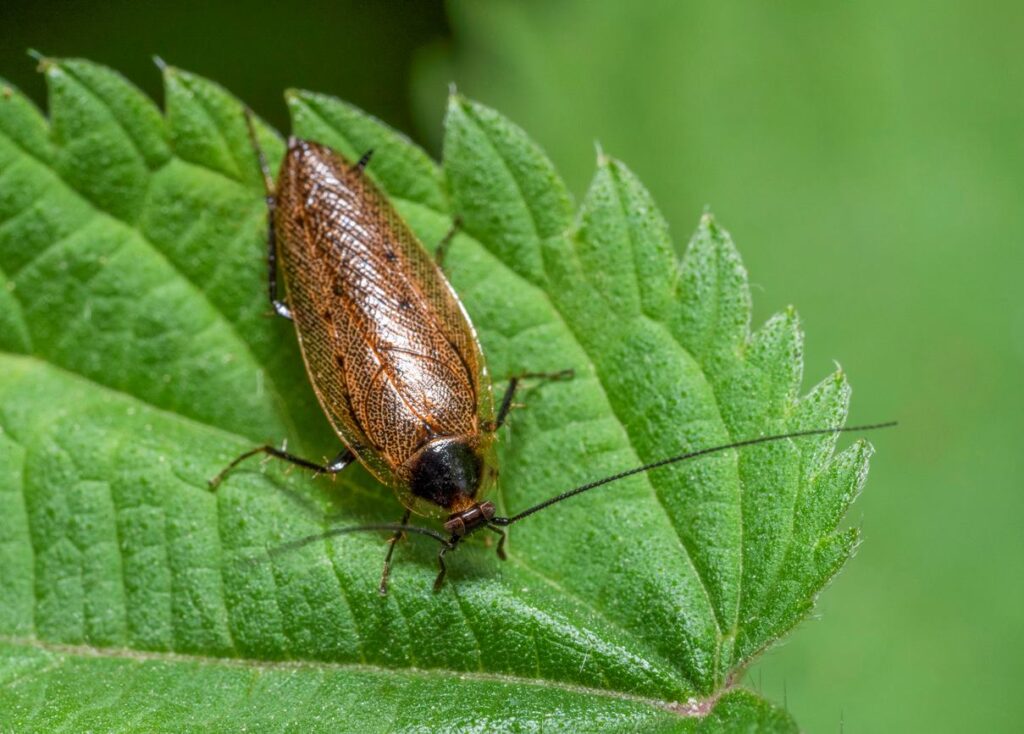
[264,204,292,320]
[243,108,292,320]
[488,369,575,431]
[209,446,355,490]
[325,448,355,472]
[486,525,508,560]
[378,507,412,596]
[433,543,454,592]
[433,216,462,268]
[355,149,374,172]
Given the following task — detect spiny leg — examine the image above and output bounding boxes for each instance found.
[433,543,454,592]
[379,507,412,596]
[487,525,508,560]
[243,108,291,320]
[209,446,354,490]
[489,369,575,431]
[358,148,378,173]
[434,216,462,268]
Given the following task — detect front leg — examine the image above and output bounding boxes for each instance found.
[432,539,460,592]
[487,525,508,560]
[379,507,412,596]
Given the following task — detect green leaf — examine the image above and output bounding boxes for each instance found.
[0,58,877,731]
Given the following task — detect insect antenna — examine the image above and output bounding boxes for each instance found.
[241,522,453,566]
[491,421,897,527]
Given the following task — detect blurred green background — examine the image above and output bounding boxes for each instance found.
[4,0,1020,730]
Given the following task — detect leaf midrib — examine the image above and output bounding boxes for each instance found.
[0,635,712,718]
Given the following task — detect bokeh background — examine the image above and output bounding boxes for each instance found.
[3,1,1020,730]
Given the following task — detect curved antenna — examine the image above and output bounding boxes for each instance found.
[241,523,453,566]
[492,421,897,527]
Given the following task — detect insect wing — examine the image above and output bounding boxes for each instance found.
[275,141,494,501]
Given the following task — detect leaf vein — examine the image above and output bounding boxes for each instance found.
[0,635,712,716]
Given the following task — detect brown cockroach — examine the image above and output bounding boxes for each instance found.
[211,111,894,593]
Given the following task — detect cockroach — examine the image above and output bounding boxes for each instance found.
[211,111,895,593]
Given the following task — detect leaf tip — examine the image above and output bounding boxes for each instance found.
[698,208,731,243]
[445,86,469,121]
[285,88,321,126]
[852,436,876,462]
[693,209,739,253]
[26,48,55,74]
[283,88,303,111]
